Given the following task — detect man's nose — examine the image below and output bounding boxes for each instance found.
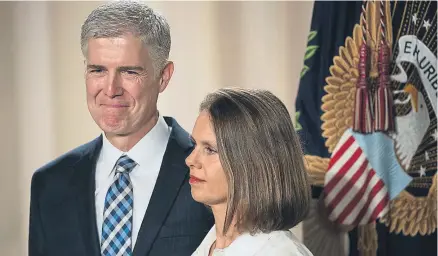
[104,72,123,97]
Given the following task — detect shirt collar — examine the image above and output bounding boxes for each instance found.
[207,225,277,255]
[226,231,273,255]
[100,114,171,178]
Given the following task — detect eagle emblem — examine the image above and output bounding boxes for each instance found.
[321,0,437,236]
[303,1,437,255]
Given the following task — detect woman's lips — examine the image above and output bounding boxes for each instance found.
[189,175,205,184]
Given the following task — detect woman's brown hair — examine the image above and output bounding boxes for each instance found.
[199,87,311,235]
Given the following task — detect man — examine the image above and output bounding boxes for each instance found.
[28,1,214,256]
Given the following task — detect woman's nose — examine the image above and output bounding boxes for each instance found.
[185,147,201,169]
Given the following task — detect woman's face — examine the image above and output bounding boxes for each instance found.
[185,110,228,207]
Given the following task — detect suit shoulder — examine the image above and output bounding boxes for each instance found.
[32,136,101,182]
[164,116,193,151]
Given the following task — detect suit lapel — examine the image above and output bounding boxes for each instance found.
[70,136,103,256]
[133,121,191,256]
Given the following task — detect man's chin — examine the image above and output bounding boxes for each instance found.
[100,123,129,137]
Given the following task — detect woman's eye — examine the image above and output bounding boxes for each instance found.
[204,147,217,155]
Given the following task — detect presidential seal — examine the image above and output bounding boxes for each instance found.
[303,1,437,255]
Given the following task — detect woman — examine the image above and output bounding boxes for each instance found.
[186,88,313,256]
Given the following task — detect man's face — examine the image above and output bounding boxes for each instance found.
[84,34,172,137]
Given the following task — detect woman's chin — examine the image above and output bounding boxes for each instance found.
[190,189,206,204]
[190,190,226,207]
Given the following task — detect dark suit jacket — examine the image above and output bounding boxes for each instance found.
[29,117,214,256]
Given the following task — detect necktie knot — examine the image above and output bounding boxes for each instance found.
[114,155,137,174]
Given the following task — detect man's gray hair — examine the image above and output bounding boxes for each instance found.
[81,1,171,78]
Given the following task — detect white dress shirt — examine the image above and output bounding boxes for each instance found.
[192,225,314,256]
[95,115,171,248]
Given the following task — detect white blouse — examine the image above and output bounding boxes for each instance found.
[192,225,314,256]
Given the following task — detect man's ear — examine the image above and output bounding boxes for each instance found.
[158,61,174,93]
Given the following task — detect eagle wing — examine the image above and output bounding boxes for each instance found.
[321,1,392,153]
[379,174,437,236]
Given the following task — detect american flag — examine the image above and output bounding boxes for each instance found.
[323,129,390,225]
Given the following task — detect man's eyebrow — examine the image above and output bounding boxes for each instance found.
[86,64,106,70]
[118,66,145,72]
[85,65,145,72]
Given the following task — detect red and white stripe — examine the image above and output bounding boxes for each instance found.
[323,130,390,225]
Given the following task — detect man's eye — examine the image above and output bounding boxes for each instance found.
[90,69,102,73]
[125,70,139,75]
